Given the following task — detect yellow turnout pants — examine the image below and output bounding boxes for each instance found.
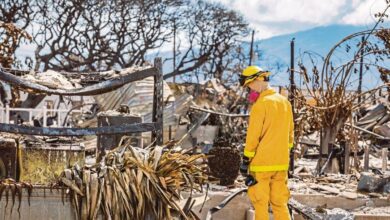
[247,171,290,220]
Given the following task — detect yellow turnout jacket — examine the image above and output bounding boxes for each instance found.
[244,88,294,172]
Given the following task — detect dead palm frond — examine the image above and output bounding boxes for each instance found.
[60,140,208,220]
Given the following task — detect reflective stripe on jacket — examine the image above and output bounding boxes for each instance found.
[244,88,294,172]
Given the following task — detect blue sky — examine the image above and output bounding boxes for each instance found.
[212,0,387,39]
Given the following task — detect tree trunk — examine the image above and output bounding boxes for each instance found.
[19,94,46,109]
[319,118,347,173]
[0,82,7,105]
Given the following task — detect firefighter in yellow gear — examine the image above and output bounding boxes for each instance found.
[239,66,294,220]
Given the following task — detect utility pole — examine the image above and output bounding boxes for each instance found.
[289,38,295,107]
[358,36,364,103]
[248,30,255,65]
[289,38,295,175]
[173,19,177,83]
[171,19,177,138]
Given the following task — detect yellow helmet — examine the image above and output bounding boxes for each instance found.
[240,66,271,86]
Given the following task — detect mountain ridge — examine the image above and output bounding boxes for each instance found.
[253,24,382,87]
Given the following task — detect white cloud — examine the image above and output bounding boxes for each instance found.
[212,0,389,39]
[243,0,344,24]
[341,0,387,25]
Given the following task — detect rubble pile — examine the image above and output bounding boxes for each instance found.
[357,172,390,194]
[295,102,390,169]
[357,103,389,133]
[2,63,390,219]
[62,66,154,86]
[170,79,247,117]
[289,173,361,199]
[94,76,173,114]
[22,69,81,90]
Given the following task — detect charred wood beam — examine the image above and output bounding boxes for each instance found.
[0,67,158,96]
[0,122,160,136]
[346,123,390,140]
[152,58,164,146]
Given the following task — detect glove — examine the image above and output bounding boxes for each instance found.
[245,175,257,187]
[241,156,258,186]
[240,156,250,177]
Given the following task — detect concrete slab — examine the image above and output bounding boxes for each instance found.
[193,192,252,220]
[198,193,390,220]
[0,188,75,220]
[2,188,390,220]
